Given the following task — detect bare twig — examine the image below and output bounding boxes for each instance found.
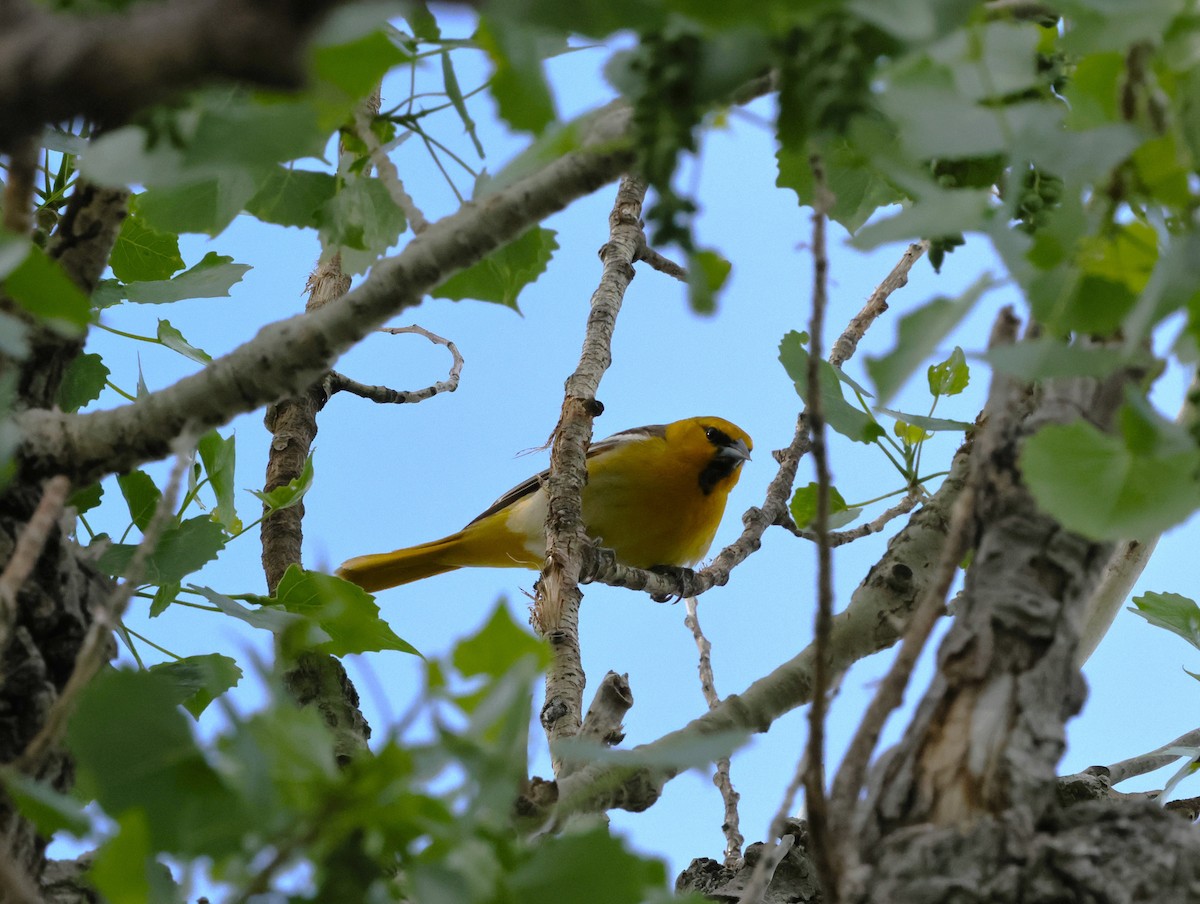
[829,241,927,368]
[577,671,633,748]
[327,324,462,405]
[782,491,923,546]
[18,434,196,771]
[0,476,70,658]
[1089,727,1200,786]
[735,833,796,904]
[801,152,840,902]
[539,175,646,769]
[636,245,687,282]
[354,85,430,234]
[685,596,743,866]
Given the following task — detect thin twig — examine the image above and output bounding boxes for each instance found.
[329,325,463,404]
[18,434,196,771]
[539,175,647,772]
[829,241,928,368]
[782,492,923,546]
[354,85,430,234]
[0,475,71,656]
[736,760,806,904]
[801,152,840,902]
[1090,727,1200,786]
[636,245,687,282]
[685,596,743,866]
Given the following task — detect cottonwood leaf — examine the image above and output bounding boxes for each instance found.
[97,516,227,584]
[121,252,250,305]
[0,769,91,837]
[453,601,550,679]
[116,470,161,532]
[877,407,973,433]
[272,567,420,657]
[56,353,109,413]
[432,227,558,310]
[136,169,263,237]
[779,331,884,443]
[246,168,337,229]
[110,213,184,282]
[927,346,969,397]
[986,340,1132,380]
[156,320,212,364]
[789,483,861,530]
[250,453,314,512]
[2,244,90,334]
[476,16,559,135]
[508,826,666,904]
[197,430,239,532]
[149,654,243,719]
[1129,592,1200,650]
[687,248,731,315]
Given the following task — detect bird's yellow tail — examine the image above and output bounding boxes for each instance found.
[337,535,465,592]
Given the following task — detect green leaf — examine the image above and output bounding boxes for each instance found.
[89,810,179,904]
[272,566,420,657]
[156,319,212,364]
[476,17,559,135]
[1129,592,1200,651]
[197,430,239,533]
[136,169,263,237]
[250,452,315,512]
[56,353,110,413]
[0,768,91,837]
[68,482,103,516]
[453,601,550,680]
[877,407,973,433]
[509,827,666,904]
[2,244,90,334]
[149,582,179,617]
[116,470,161,532]
[0,233,30,280]
[779,331,885,444]
[312,25,409,123]
[183,97,325,169]
[194,586,310,637]
[432,227,558,310]
[97,516,227,584]
[927,346,969,397]
[687,248,732,315]
[986,339,1133,380]
[442,50,485,158]
[789,483,861,530]
[865,274,994,406]
[245,167,337,229]
[149,654,243,719]
[777,128,901,234]
[852,184,995,250]
[120,252,250,305]
[1020,401,1200,541]
[110,212,184,282]
[318,175,407,274]
[69,668,245,856]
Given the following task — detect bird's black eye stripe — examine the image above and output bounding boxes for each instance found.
[704,426,732,447]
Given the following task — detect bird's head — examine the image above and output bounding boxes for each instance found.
[670,417,752,495]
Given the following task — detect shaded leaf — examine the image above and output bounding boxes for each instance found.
[97,516,227,584]
[687,247,731,315]
[779,331,885,443]
[156,319,212,364]
[432,227,558,310]
[250,452,314,512]
[67,482,103,516]
[197,430,239,532]
[453,601,550,679]
[986,339,1132,380]
[0,768,91,837]
[149,654,243,719]
[57,353,109,413]
[508,826,666,904]
[246,167,338,229]
[116,470,161,532]
[121,252,250,305]
[877,407,973,433]
[110,213,184,282]
[2,244,90,334]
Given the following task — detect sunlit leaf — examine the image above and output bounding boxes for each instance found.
[779,331,885,443]
[197,430,239,533]
[116,470,161,532]
[97,516,227,584]
[1130,591,1200,650]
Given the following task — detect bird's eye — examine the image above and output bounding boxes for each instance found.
[704,427,717,441]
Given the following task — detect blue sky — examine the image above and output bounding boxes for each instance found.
[77,12,1200,883]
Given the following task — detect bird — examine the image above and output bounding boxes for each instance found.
[336,416,752,593]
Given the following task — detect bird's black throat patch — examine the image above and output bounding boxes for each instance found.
[698,427,740,495]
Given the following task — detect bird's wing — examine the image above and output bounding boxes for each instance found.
[465,424,667,526]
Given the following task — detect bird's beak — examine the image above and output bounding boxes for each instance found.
[720,439,752,464]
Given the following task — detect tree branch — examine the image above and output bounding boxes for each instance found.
[538,175,646,772]
[0,0,344,150]
[15,100,645,483]
[328,324,462,404]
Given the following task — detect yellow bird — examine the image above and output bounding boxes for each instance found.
[337,416,752,593]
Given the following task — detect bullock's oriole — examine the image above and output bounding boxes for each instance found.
[337,416,752,592]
